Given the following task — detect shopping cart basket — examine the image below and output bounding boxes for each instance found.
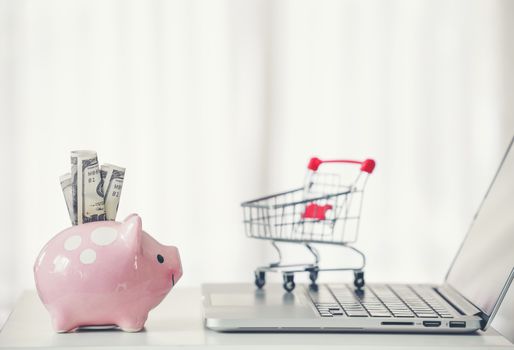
[241,157,375,292]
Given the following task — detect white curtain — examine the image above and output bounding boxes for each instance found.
[1,0,513,335]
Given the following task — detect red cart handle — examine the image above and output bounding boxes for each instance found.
[307,157,376,174]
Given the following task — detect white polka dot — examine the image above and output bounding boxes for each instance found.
[64,235,82,251]
[80,249,97,264]
[91,227,118,246]
[53,255,70,273]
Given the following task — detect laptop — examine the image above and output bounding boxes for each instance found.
[202,136,514,333]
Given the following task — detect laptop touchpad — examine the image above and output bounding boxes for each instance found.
[210,292,302,306]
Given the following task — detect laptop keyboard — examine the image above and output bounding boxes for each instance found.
[310,284,456,318]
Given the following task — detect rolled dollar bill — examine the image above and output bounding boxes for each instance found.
[101,163,125,221]
[71,150,106,224]
[71,154,79,224]
[59,173,74,224]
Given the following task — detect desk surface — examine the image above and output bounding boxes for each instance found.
[1,286,513,349]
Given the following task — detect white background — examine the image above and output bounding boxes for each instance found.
[1,0,513,340]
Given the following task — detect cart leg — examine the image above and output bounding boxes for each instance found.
[269,241,283,268]
[282,273,296,293]
[308,269,319,283]
[254,270,266,289]
[308,268,319,291]
[353,270,365,290]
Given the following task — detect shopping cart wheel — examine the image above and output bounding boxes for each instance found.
[354,271,365,290]
[282,273,296,292]
[254,271,266,289]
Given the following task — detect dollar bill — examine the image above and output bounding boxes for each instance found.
[59,173,74,224]
[100,163,125,221]
[70,154,78,224]
[71,150,106,224]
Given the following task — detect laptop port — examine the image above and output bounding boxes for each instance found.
[381,322,414,326]
[423,321,441,327]
[449,321,466,328]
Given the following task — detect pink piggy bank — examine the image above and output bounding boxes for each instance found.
[34,213,182,332]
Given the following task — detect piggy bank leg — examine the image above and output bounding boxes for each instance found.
[117,313,148,332]
[51,315,79,333]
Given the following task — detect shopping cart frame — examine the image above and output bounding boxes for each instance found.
[241,157,375,292]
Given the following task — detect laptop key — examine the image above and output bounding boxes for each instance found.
[369,311,391,317]
[348,314,369,317]
[330,310,344,315]
[316,303,339,308]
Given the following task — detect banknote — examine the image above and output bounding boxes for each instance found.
[71,150,106,224]
[100,163,125,220]
[70,153,79,224]
[59,173,74,224]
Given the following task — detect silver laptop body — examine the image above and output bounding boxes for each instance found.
[203,136,514,333]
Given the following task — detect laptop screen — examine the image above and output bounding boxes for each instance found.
[446,136,514,317]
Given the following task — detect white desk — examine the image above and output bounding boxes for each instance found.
[1,287,513,349]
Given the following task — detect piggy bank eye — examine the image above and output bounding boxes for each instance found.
[157,254,164,264]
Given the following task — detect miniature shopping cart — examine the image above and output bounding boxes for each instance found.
[241,157,375,292]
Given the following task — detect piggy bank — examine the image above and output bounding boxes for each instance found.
[33,214,182,332]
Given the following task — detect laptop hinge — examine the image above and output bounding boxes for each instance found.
[436,284,482,316]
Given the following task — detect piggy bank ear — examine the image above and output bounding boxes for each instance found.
[121,214,142,254]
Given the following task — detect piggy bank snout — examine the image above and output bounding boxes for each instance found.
[165,245,182,284]
[169,271,178,287]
